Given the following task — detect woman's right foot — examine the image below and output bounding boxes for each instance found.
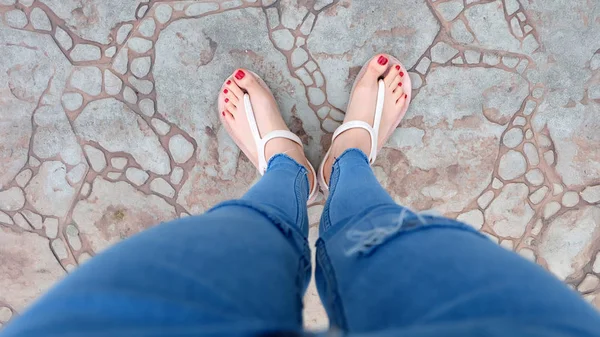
[322,54,409,185]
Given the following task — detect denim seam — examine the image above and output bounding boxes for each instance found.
[293,168,307,232]
[316,238,348,331]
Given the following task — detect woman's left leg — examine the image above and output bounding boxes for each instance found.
[1,154,312,337]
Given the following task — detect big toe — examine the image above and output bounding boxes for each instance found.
[363,54,390,81]
[232,68,260,93]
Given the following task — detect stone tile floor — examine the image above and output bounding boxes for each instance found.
[0,0,599,331]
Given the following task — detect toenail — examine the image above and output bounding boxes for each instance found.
[225,98,229,103]
[235,70,245,80]
[222,111,225,116]
[226,80,231,85]
[395,65,400,70]
[400,71,404,77]
[223,89,228,94]
[398,82,402,87]
[377,55,388,65]
[404,94,407,99]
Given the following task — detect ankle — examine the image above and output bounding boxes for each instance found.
[331,130,371,159]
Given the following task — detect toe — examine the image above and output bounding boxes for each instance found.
[224,89,239,106]
[222,109,235,122]
[384,65,399,87]
[363,54,390,81]
[232,68,260,94]
[396,92,408,106]
[225,78,244,99]
[225,100,236,113]
[393,74,405,94]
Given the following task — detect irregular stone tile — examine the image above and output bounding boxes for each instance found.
[529,186,548,205]
[40,0,143,44]
[307,0,439,109]
[291,48,309,67]
[523,100,536,116]
[185,2,219,16]
[465,0,522,53]
[464,50,480,64]
[70,66,102,96]
[477,190,494,209]
[67,163,86,184]
[30,7,51,31]
[72,177,177,252]
[105,46,116,58]
[128,76,153,95]
[51,237,68,259]
[139,98,155,117]
[131,56,151,78]
[543,150,554,165]
[111,157,128,170]
[13,212,31,230]
[5,9,27,28]
[485,183,533,238]
[170,167,184,185]
[136,4,148,18]
[65,224,82,250]
[75,99,170,174]
[139,18,156,38]
[519,248,536,262]
[329,109,344,122]
[502,127,523,148]
[15,169,32,187]
[539,207,600,280]
[516,59,529,74]
[308,87,325,105]
[579,274,599,293]
[128,37,153,53]
[314,0,333,11]
[123,86,138,104]
[54,27,73,50]
[155,9,322,166]
[116,24,133,44]
[107,172,121,180]
[104,69,122,95]
[0,211,13,224]
[322,118,340,133]
[436,0,464,21]
[525,169,544,186]
[513,117,526,126]
[266,7,279,28]
[84,145,106,172]
[483,53,500,66]
[431,42,459,64]
[25,161,76,217]
[505,0,519,15]
[305,61,317,72]
[272,29,295,51]
[408,72,422,89]
[155,4,173,24]
[125,167,149,186]
[553,183,563,196]
[317,106,330,119]
[299,13,315,35]
[523,143,540,165]
[151,118,170,135]
[0,227,65,311]
[169,134,194,164]
[581,185,600,203]
[594,253,600,273]
[544,201,561,219]
[510,17,522,38]
[498,150,526,180]
[44,217,58,238]
[502,56,519,68]
[415,57,431,74]
[314,71,324,87]
[150,178,175,198]
[500,239,513,250]
[33,104,85,165]
[113,48,129,75]
[0,187,25,212]
[492,178,503,189]
[562,191,579,207]
[525,129,533,139]
[451,20,474,44]
[70,44,101,62]
[457,209,484,230]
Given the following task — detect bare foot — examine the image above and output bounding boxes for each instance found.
[322,55,409,184]
[221,69,314,191]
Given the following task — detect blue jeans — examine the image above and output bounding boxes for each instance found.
[3,149,600,337]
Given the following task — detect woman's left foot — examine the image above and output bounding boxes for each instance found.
[219,69,315,191]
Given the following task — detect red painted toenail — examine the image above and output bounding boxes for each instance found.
[223,89,228,94]
[377,55,388,65]
[225,98,229,103]
[222,111,225,116]
[226,80,231,85]
[398,82,402,86]
[404,94,408,99]
[400,71,404,77]
[235,70,245,80]
[395,65,400,70]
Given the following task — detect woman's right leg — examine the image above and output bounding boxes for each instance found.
[316,148,600,335]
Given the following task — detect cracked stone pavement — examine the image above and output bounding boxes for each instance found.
[1,0,600,330]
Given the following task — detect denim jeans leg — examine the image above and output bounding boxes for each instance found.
[1,154,312,337]
[316,149,600,334]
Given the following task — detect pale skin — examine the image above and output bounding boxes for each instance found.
[221,54,408,190]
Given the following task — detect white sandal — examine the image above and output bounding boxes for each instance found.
[318,56,412,196]
[219,71,319,203]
